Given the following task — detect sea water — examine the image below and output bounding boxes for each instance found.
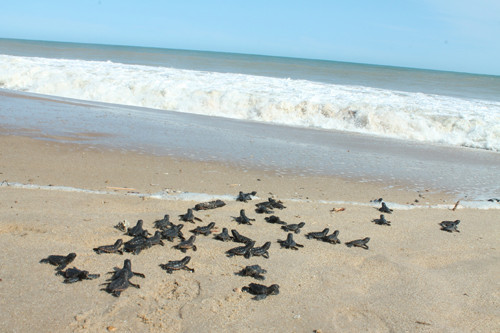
[1,38,499,151]
[0,38,499,200]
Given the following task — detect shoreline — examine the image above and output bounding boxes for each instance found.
[1,134,499,332]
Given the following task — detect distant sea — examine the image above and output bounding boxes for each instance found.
[0,38,499,151]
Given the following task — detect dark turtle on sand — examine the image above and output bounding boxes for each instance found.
[214,227,232,242]
[103,269,140,297]
[194,200,226,211]
[247,241,271,259]
[264,215,287,225]
[40,253,77,271]
[57,267,100,283]
[439,220,460,233]
[322,230,341,244]
[305,228,330,240]
[278,233,304,250]
[179,209,202,223]
[255,204,274,214]
[345,237,370,250]
[372,214,391,226]
[268,197,286,209]
[124,231,164,255]
[281,222,306,234]
[235,209,255,225]
[174,235,197,253]
[94,239,124,255]
[231,229,254,244]
[237,265,267,280]
[107,259,145,281]
[190,222,216,236]
[127,219,150,237]
[154,214,172,230]
[161,223,185,242]
[159,256,194,274]
[237,191,257,202]
[242,283,279,300]
[378,202,393,214]
[226,241,255,258]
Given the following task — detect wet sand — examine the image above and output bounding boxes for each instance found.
[0,134,499,332]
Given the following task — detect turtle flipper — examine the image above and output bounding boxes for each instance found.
[253,294,267,301]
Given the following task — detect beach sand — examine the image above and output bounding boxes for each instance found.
[0,134,499,333]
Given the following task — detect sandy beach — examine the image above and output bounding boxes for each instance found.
[0,134,499,332]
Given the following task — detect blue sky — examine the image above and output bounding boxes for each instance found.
[1,0,499,75]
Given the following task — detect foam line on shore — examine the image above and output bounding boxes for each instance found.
[2,181,498,210]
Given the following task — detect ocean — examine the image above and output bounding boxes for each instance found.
[0,38,499,200]
[1,38,499,151]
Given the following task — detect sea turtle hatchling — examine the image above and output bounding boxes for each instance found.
[103,269,140,297]
[107,259,145,281]
[264,215,287,225]
[57,267,100,283]
[93,239,124,255]
[247,241,271,259]
[153,214,172,230]
[226,241,255,258]
[378,202,393,214]
[159,256,194,273]
[237,265,267,280]
[439,220,460,232]
[281,222,306,234]
[278,233,304,250]
[127,219,150,237]
[231,229,254,244]
[190,222,216,236]
[40,253,77,271]
[235,209,255,225]
[255,204,274,214]
[179,209,202,223]
[345,237,370,249]
[305,228,330,240]
[161,224,185,242]
[322,230,341,244]
[124,231,164,255]
[372,214,391,226]
[214,227,232,242]
[242,283,280,300]
[174,235,197,253]
[194,200,226,211]
[237,191,257,202]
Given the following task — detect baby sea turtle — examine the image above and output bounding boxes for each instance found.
[40,253,77,271]
[247,241,271,259]
[379,202,393,214]
[103,269,140,297]
[345,237,370,249]
[194,199,226,211]
[237,191,257,202]
[124,231,164,255]
[305,228,330,240]
[159,256,194,274]
[278,233,304,250]
[255,204,274,214]
[190,222,216,236]
[154,214,172,230]
[281,222,306,234]
[107,259,145,281]
[237,265,267,280]
[264,215,287,225]
[214,227,232,242]
[372,214,391,226]
[242,283,280,300]
[226,241,255,258]
[94,239,124,255]
[322,230,341,244]
[161,223,185,242]
[231,229,254,244]
[174,235,197,253]
[127,219,150,237]
[57,267,100,283]
[235,209,255,225]
[179,208,202,223]
[440,220,460,232]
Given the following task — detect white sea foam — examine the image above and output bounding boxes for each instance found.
[1,54,499,150]
[2,181,498,210]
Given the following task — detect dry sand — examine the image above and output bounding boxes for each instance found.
[0,135,499,332]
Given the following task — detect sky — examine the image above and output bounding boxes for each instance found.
[0,0,499,75]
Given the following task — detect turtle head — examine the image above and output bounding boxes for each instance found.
[298,222,306,228]
[123,259,132,270]
[67,253,77,261]
[114,239,123,247]
[262,242,271,250]
[268,284,280,295]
